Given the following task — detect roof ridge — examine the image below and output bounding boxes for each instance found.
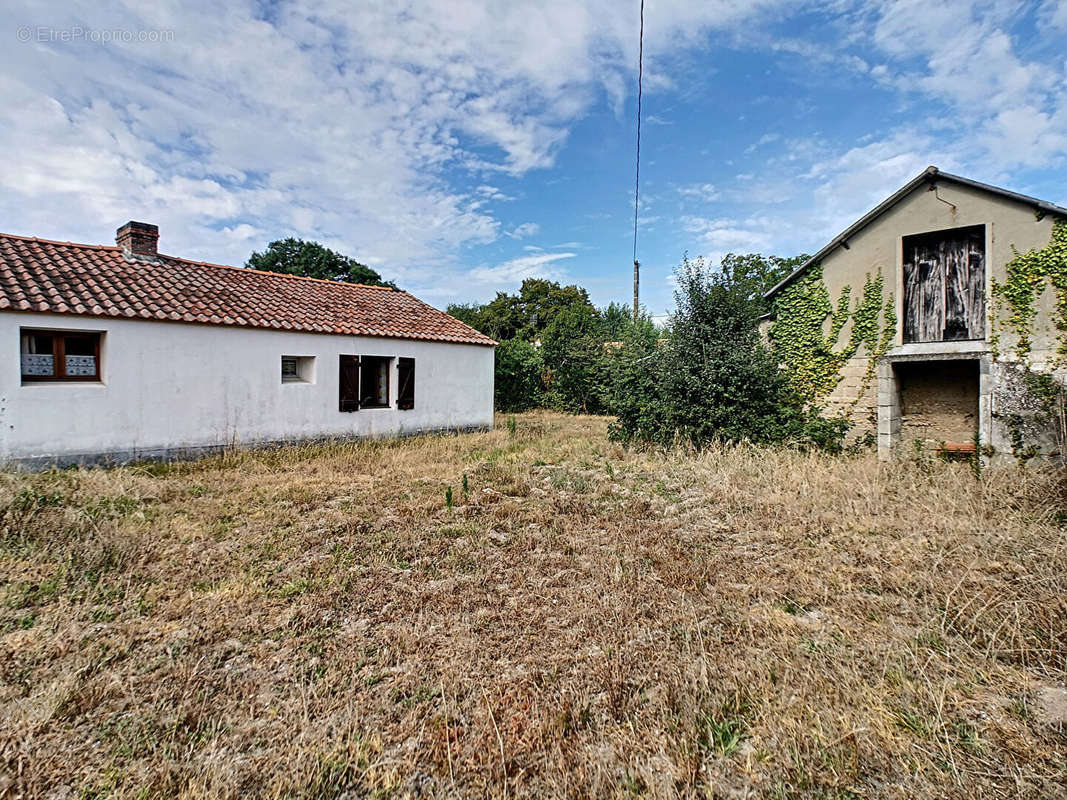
[0,232,119,251]
[0,231,397,292]
[160,253,397,292]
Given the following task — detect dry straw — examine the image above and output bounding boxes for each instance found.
[0,412,1064,798]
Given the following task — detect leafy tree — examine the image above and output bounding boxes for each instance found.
[445,303,488,334]
[494,339,544,412]
[247,238,395,287]
[610,256,847,450]
[599,302,637,340]
[449,279,596,342]
[718,252,809,315]
[540,303,608,414]
[513,279,595,337]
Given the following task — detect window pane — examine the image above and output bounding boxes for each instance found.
[21,353,55,376]
[64,335,96,356]
[65,355,97,376]
[359,356,390,406]
[22,333,54,355]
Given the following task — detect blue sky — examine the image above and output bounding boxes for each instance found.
[3,1,1066,319]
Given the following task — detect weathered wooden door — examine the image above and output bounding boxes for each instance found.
[903,225,985,342]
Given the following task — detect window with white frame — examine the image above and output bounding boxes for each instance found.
[338,355,397,411]
[281,355,315,383]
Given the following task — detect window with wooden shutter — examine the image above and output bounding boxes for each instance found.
[339,355,360,412]
[903,225,985,343]
[397,357,415,409]
[359,356,391,408]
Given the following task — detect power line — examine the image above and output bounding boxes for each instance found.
[632,0,644,323]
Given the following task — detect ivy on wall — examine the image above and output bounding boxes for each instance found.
[770,265,896,405]
[990,218,1067,361]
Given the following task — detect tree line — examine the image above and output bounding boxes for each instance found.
[449,253,847,450]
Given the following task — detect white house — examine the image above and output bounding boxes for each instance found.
[1,221,496,468]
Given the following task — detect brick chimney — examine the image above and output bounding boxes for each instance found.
[116,221,159,260]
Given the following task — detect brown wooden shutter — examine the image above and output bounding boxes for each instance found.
[339,355,360,412]
[397,357,415,410]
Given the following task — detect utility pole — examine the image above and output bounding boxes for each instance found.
[633,259,640,323]
[631,0,644,328]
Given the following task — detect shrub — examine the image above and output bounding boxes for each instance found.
[494,338,544,412]
[540,304,609,414]
[610,258,849,451]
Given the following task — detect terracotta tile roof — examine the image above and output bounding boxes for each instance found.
[0,233,496,346]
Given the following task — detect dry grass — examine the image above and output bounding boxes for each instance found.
[1,412,1064,799]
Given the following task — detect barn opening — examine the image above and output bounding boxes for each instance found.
[895,359,980,452]
[902,224,985,343]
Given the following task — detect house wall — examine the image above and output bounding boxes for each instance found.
[0,312,495,467]
[798,181,1062,457]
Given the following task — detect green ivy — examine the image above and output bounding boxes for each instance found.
[990,219,1067,360]
[770,266,895,404]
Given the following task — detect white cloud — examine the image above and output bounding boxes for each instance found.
[866,0,1067,168]
[676,182,720,202]
[744,132,780,154]
[506,222,541,239]
[0,0,795,298]
[476,185,513,201]
[1040,0,1067,29]
[466,252,576,285]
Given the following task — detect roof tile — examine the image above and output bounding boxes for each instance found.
[0,234,495,346]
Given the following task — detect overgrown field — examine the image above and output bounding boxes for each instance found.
[1,414,1065,799]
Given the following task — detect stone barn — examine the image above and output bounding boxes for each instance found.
[762,167,1066,462]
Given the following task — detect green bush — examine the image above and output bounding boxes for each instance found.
[540,304,610,414]
[494,338,544,412]
[610,258,849,451]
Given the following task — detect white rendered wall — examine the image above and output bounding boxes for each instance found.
[0,312,495,465]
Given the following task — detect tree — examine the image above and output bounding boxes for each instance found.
[718,252,808,315]
[610,256,847,450]
[494,339,544,412]
[540,303,607,414]
[445,303,488,334]
[599,302,636,341]
[448,279,596,343]
[247,238,395,287]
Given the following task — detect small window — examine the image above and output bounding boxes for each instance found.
[397,357,415,409]
[360,356,391,408]
[21,329,102,382]
[281,355,314,383]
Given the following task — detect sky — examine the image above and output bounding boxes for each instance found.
[2,1,1066,319]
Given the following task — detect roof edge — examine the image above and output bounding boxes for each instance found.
[762,166,1067,303]
[1,304,498,346]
